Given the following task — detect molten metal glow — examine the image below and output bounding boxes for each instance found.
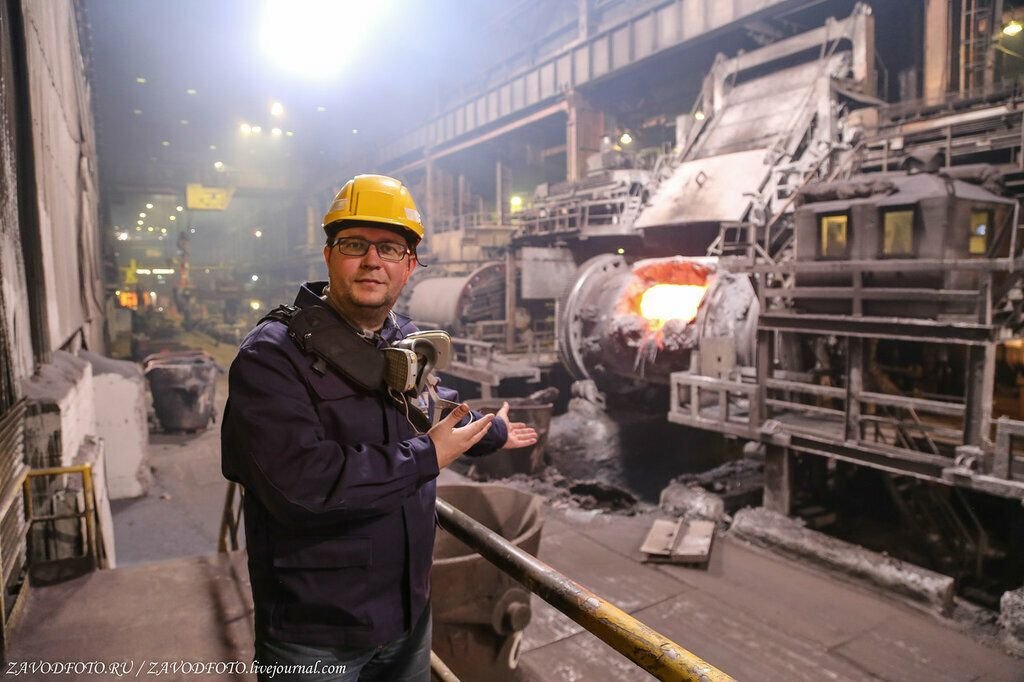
[639,284,706,326]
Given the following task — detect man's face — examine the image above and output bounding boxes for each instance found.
[322,225,416,325]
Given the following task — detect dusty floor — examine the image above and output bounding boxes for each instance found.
[8,333,1023,680]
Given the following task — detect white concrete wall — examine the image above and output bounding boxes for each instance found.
[81,351,149,499]
[23,351,95,468]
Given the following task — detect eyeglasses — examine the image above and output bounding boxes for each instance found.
[331,236,410,262]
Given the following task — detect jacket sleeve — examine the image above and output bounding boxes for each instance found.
[434,384,508,457]
[221,337,440,528]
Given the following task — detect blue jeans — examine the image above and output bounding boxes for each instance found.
[254,607,432,682]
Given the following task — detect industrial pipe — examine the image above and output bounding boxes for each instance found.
[435,497,735,682]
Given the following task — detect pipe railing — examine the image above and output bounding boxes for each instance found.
[435,497,735,682]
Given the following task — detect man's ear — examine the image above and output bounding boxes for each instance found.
[323,244,331,266]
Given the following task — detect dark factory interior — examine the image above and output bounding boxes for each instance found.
[1,1,1024,680]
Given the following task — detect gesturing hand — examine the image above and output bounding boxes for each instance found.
[428,403,495,469]
[495,401,539,449]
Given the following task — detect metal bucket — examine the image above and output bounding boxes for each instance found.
[143,351,219,432]
[464,399,554,479]
[433,484,543,681]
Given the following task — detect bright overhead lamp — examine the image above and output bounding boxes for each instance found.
[139,212,146,218]
[270,102,284,117]
[161,140,170,147]
[145,203,153,209]
[137,220,144,225]
[169,215,176,221]
[619,132,633,145]
[176,205,184,212]
[254,229,263,238]
[285,131,294,137]
[1004,21,1023,36]
[213,161,224,170]
[260,0,392,79]
[352,128,359,135]
[251,125,263,134]
[271,127,282,137]
[135,76,146,84]
[186,88,197,95]
[240,123,252,135]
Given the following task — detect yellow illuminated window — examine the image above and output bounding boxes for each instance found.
[882,209,914,256]
[969,210,989,255]
[819,214,848,258]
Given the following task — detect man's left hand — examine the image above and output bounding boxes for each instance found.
[495,401,539,449]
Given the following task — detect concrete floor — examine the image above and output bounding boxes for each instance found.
[7,342,1023,680]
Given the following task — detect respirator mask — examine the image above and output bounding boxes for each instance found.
[382,330,453,395]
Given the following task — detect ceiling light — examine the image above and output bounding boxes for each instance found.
[251,274,259,282]
[135,76,147,84]
[176,205,184,212]
[352,129,359,135]
[251,125,262,134]
[240,123,252,135]
[271,101,284,116]
[180,119,188,125]
[139,212,146,218]
[260,0,392,79]
[186,88,197,95]
[316,106,326,112]
[137,220,144,225]
[161,140,170,147]
[135,226,141,231]
[133,109,142,115]
[213,161,224,169]
[147,226,154,232]
[169,215,176,221]
[191,229,196,234]
[619,132,633,145]
[271,127,282,137]
[160,228,168,234]
[254,229,263,238]
[1005,21,1023,36]
[146,203,153,209]
[285,130,294,137]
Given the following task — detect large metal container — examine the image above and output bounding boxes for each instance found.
[433,485,543,681]
[143,351,219,432]
[464,399,554,479]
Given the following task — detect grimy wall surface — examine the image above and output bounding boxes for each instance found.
[22,0,103,356]
[0,0,102,409]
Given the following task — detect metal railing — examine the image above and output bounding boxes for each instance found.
[217,482,734,680]
[435,497,734,682]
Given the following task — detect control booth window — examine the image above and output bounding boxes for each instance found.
[969,209,990,255]
[881,208,914,257]
[819,213,849,258]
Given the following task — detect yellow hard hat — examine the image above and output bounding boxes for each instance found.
[322,174,424,243]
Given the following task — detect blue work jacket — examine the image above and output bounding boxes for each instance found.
[221,281,507,648]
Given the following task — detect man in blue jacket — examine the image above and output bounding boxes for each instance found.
[222,174,537,681]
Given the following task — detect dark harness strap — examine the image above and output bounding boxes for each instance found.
[261,304,432,433]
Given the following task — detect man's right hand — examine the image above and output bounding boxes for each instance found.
[428,403,495,469]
